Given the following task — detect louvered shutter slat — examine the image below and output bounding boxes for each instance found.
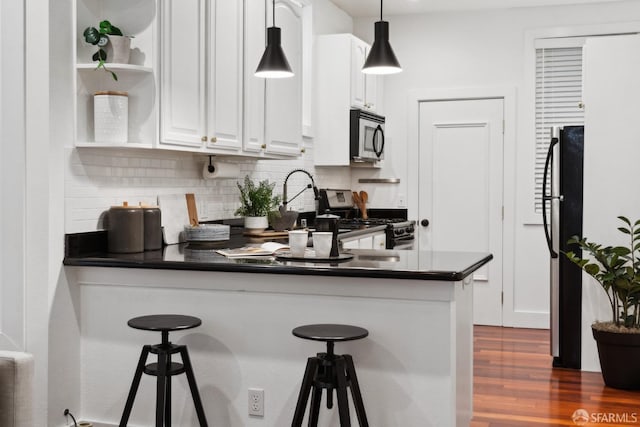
[534,46,585,213]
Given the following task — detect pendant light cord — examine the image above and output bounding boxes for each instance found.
[380,0,383,20]
[273,0,276,26]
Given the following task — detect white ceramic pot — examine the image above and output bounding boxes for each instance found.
[244,216,268,232]
[109,35,131,64]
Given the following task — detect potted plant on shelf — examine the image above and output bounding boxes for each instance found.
[234,175,281,232]
[83,20,131,81]
[565,216,640,390]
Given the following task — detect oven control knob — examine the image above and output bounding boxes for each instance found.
[409,224,415,233]
[421,219,430,228]
[394,228,402,235]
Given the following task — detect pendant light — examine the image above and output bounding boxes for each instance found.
[255,0,294,78]
[362,0,402,75]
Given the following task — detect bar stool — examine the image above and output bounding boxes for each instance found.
[119,314,208,427]
[291,324,370,427]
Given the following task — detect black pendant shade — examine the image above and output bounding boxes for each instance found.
[255,2,294,78]
[362,1,402,75]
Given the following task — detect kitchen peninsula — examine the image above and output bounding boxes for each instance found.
[64,233,491,427]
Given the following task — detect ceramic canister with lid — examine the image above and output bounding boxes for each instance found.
[108,202,144,253]
[142,205,163,251]
[94,91,128,143]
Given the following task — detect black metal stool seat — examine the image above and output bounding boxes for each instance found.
[119,314,208,427]
[292,324,370,427]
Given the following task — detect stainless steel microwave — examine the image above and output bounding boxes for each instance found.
[350,109,385,162]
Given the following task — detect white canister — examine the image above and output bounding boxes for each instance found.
[94,91,128,143]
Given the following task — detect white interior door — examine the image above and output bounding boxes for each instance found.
[418,98,504,326]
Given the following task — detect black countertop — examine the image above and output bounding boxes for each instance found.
[64,230,492,282]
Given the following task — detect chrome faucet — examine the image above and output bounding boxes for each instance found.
[282,169,320,213]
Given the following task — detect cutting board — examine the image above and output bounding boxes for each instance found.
[158,194,190,245]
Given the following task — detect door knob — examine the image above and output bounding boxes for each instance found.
[421,219,430,227]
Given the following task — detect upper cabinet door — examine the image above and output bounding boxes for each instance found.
[207,0,243,151]
[243,0,266,153]
[264,0,303,156]
[160,0,242,152]
[350,38,368,110]
[160,0,207,148]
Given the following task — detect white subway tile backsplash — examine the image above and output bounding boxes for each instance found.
[64,146,350,233]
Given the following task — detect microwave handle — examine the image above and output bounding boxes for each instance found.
[373,125,385,158]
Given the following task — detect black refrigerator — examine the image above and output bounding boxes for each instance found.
[542,125,584,369]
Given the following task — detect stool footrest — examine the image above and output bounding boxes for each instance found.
[144,362,185,377]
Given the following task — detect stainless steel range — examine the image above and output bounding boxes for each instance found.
[317,189,416,249]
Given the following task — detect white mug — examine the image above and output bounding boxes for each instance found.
[312,232,333,258]
[288,230,308,257]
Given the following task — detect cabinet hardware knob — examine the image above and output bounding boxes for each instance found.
[201,136,207,142]
[210,136,217,143]
[261,143,266,149]
[421,219,430,227]
[300,148,306,153]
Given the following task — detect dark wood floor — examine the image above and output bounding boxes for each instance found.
[472,326,640,426]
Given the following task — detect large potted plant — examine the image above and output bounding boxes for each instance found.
[565,216,640,390]
[234,176,281,232]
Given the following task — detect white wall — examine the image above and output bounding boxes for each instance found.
[0,0,26,352]
[352,1,640,328]
[580,34,640,371]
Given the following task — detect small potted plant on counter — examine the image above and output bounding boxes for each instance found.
[565,216,640,390]
[235,175,281,232]
[83,20,131,81]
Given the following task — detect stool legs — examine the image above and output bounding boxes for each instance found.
[156,350,167,427]
[119,345,208,427]
[335,357,351,427]
[291,353,368,427]
[344,355,369,427]
[120,345,151,427]
[292,357,320,426]
[179,347,209,427]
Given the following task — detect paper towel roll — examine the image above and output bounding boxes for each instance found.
[202,161,241,179]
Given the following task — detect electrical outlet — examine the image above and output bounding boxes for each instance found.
[398,193,406,208]
[248,388,264,417]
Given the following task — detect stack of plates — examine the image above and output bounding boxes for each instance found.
[184,224,230,242]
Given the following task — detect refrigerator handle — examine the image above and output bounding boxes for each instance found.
[542,134,559,258]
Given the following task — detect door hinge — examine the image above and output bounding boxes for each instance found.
[502,120,505,134]
[501,291,504,305]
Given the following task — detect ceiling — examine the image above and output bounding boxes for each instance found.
[329,0,626,17]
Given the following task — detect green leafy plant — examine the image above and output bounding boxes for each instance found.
[83,20,124,81]
[234,176,281,217]
[565,216,640,330]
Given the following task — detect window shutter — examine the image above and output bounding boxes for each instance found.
[535,46,584,213]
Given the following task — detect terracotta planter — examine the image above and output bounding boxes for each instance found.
[592,326,640,390]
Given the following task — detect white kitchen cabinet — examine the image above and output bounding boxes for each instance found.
[350,37,380,112]
[74,0,158,148]
[315,34,384,166]
[244,0,304,157]
[159,0,242,153]
[373,232,386,249]
[341,230,386,250]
